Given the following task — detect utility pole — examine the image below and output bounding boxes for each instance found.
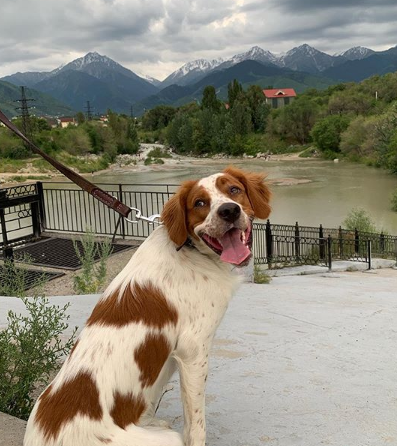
[85,101,93,121]
[15,86,35,142]
[130,105,134,119]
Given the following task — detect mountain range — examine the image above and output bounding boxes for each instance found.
[1,43,397,117]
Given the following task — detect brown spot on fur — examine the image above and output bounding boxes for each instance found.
[110,391,146,429]
[134,333,171,387]
[35,372,102,441]
[87,282,178,328]
[222,166,271,219]
[161,181,211,246]
[161,180,197,247]
[215,174,254,217]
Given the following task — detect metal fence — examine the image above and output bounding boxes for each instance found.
[0,183,43,254]
[2,181,397,269]
[253,220,396,268]
[42,182,178,239]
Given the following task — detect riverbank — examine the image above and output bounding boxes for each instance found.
[0,144,308,186]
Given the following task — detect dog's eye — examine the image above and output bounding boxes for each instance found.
[195,199,206,208]
[230,186,241,195]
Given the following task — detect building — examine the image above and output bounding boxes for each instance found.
[57,117,77,128]
[263,88,297,108]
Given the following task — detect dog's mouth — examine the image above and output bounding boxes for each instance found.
[200,224,252,266]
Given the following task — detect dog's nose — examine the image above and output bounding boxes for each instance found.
[217,203,241,223]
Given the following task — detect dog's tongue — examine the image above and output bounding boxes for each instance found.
[220,228,250,265]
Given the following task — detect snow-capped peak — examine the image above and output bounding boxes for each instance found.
[53,52,124,74]
[334,46,375,60]
[286,44,321,57]
[228,46,278,65]
[177,58,224,76]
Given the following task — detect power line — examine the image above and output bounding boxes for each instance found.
[85,101,93,121]
[15,86,35,142]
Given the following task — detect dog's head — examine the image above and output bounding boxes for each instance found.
[161,166,271,266]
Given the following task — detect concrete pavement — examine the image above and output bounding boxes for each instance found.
[1,268,397,446]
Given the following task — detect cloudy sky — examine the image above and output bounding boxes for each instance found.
[1,0,397,80]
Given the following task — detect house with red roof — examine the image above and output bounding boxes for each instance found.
[262,88,297,108]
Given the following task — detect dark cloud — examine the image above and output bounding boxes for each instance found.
[0,0,396,80]
[275,0,397,12]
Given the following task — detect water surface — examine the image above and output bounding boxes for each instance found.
[94,158,397,233]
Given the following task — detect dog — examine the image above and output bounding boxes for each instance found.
[24,166,271,446]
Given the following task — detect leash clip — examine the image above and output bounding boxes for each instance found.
[125,207,161,225]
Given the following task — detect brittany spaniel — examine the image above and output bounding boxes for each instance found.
[24,166,271,446]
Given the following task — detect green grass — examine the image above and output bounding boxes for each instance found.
[9,175,51,182]
[0,159,27,173]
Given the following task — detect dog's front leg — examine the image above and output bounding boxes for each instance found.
[175,349,209,446]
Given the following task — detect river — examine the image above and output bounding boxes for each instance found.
[93,157,397,234]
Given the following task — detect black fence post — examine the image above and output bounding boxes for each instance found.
[354,228,359,254]
[36,181,47,231]
[380,232,385,254]
[0,207,8,254]
[118,184,126,239]
[338,226,343,258]
[319,224,325,260]
[367,240,372,270]
[327,235,332,271]
[294,222,300,259]
[265,219,273,266]
[31,201,41,238]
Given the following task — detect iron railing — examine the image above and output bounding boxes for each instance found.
[0,183,43,253]
[42,182,178,239]
[2,181,397,269]
[253,220,396,268]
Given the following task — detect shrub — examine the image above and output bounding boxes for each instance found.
[342,207,378,233]
[0,295,76,420]
[0,258,77,420]
[144,157,165,165]
[147,147,171,158]
[73,231,112,294]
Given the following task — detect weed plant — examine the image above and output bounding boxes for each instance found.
[253,265,272,284]
[73,231,112,294]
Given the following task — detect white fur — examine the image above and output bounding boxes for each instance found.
[24,176,247,446]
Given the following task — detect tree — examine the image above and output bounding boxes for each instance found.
[273,96,319,144]
[142,105,176,131]
[75,112,85,125]
[227,79,243,108]
[201,86,221,112]
[311,115,350,152]
[246,85,270,132]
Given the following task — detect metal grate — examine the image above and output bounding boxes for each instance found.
[14,237,137,270]
[0,266,64,291]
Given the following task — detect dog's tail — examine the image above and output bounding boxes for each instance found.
[112,425,183,446]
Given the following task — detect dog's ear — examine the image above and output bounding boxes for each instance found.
[161,180,196,247]
[223,166,271,219]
